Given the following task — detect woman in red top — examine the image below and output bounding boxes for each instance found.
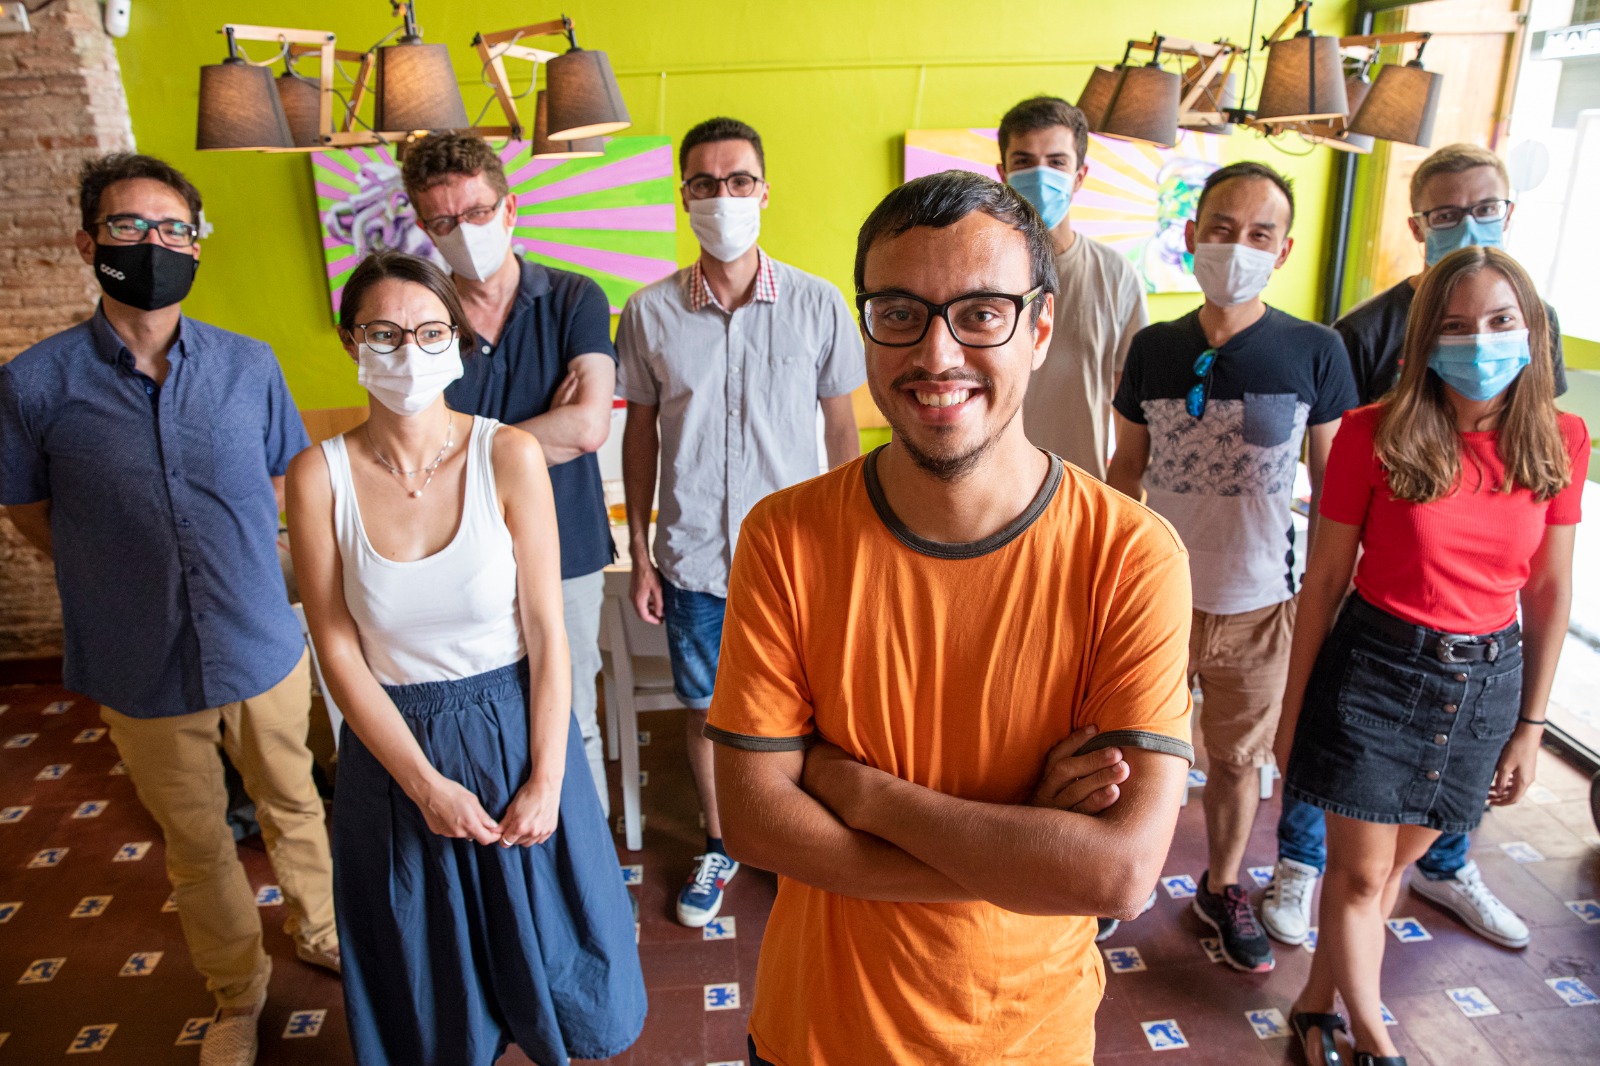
[1273,246,1587,1066]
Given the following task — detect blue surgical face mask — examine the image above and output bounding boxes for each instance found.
[1006,166,1073,230]
[1428,329,1531,401]
[1423,214,1504,267]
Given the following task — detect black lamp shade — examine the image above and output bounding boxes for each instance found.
[275,71,324,150]
[1100,64,1181,148]
[1348,61,1442,147]
[1181,66,1238,135]
[197,61,293,150]
[374,41,468,133]
[1256,33,1348,123]
[544,48,631,140]
[1076,65,1119,132]
[532,91,605,159]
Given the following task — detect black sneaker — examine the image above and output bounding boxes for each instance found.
[1191,871,1275,972]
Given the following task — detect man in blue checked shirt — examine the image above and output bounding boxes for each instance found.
[0,153,337,1066]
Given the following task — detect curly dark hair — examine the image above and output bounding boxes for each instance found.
[79,153,203,234]
[400,133,509,201]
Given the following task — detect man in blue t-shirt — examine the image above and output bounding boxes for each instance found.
[1109,162,1358,975]
[403,134,618,816]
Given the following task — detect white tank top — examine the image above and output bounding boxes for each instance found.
[323,415,525,685]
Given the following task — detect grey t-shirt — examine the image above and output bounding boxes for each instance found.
[1023,234,1148,480]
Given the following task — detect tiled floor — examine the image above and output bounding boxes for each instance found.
[2,682,1598,1063]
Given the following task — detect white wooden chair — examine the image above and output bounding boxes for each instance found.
[291,603,345,752]
[598,568,685,851]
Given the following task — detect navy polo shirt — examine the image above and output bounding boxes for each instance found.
[446,257,616,579]
[0,308,311,718]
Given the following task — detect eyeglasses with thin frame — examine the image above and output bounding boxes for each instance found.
[1411,199,1511,232]
[352,320,459,356]
[417,198,505,237]
[1186,348,1218,419]
[856,287,1045,349]
[96,215,199,248]
[682,172,764,200]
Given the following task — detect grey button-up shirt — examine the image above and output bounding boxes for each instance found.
[616,252,866,597]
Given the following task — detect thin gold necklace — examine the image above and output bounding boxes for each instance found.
[366,414,454,499]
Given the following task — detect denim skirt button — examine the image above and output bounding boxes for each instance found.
[1426,770,1441,781]
[1443,704,1458,714]
[1434,733,1449,745]
[1453,672,1468,682]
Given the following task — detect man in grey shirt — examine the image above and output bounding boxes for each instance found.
[617,116,864,928]
[998,97,1147,480]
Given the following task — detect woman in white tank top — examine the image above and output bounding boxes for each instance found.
[285,252,643,1066]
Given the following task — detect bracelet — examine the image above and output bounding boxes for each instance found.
[1517,716,1547,727]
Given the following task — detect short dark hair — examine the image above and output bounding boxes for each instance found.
[679,117,764,177]
[998,96,1090,172]
[338,251,477,355]
[79,153,203,234]
[1195,161,1296,231]
[400,132,508,202]
[854,170,1059,319]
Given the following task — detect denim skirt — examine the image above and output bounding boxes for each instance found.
[1285,596,1522,834]
[334,659,646,1066]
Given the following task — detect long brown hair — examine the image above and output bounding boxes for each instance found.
[1375,246,1569,504]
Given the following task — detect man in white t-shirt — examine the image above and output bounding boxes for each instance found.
[998,96,1148,481]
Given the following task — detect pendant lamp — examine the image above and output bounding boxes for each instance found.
[373,3,468,134]
[1181,66,1238,135]
[1296,70,1374,153]
[1100,62,1181,148]
[544,47,631,140]
[532,91,605,158]
[196,29,293,150]
[1348,58,1441,147]
[1076,65,1120,132]
[274,70,324,150]
[1255,28,1347,124]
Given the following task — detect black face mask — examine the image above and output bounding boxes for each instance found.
[92,242,199,311]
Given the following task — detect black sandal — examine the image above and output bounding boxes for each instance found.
[1291,1011,1348,1066]
[1354,1055,1406,1066]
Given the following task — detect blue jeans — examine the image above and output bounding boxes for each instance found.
[1278,795,1469,880]
[660,579,726,711]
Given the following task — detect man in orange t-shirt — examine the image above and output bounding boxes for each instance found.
[707,170,1195,1065]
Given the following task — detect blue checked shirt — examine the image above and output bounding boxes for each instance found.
[0,308,310,718]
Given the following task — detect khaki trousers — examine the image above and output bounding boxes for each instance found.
[100,650,336,1008]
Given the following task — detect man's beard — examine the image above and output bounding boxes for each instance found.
[877,368,1009,483]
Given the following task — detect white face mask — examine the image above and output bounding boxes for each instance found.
[435,211,512,282]
[1191,241,1279,306]
[357,342,464,416]
[688,196,762,262]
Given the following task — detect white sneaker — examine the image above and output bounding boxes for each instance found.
[1261,857,1318,945]
[1410,859,1529,949]
[199,996,264,1066]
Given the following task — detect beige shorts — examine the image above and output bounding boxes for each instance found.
[1189,597,1297,767]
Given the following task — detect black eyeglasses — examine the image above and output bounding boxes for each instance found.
[417,198,504,237]
[682,172,764,200]
[352,320,458,355]
[1186,348,1218,418]
[1411,199,1511,232]
[856,287,1045,348]
[97,215,199,248]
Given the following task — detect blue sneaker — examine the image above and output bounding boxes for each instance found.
[677,851,739,927]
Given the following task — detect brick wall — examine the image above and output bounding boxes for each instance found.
[0,0,135,660]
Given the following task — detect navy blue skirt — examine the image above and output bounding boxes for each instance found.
[333,660,646,1066]
[1285,596,1523,835]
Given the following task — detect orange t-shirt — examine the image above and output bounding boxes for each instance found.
[706,450,1194,1065]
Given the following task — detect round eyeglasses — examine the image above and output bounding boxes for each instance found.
[417,198,504,238]
[353,320,458,355]
[682,173,764,200]
[856,287,1045,348]
[1412,199,1511,232]
[97,215,199,248]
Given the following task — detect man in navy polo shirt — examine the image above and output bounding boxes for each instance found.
[402,134,618,815]
[0,153,337,1066]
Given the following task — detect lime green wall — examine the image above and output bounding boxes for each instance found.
[113,0,1354,409]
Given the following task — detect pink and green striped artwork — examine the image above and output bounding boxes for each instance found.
[313,136,677,319]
